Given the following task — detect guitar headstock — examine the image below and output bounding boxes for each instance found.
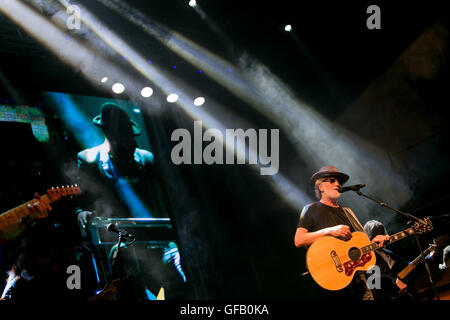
[413,217,433,234]
[46,184,82,202]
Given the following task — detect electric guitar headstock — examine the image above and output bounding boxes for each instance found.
[46,184,82,203]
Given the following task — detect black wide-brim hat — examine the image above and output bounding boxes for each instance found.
[310,165,349,185]
[92,102,141,137]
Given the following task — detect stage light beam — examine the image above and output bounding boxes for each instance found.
[89,0,314,210]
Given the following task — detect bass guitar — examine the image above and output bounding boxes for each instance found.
[306,218,433,290]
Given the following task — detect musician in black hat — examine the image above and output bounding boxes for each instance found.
[76,102,167,221]
[294,165,389,300]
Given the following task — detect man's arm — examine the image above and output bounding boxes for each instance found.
[75,150,97,229]
[294,225,351,247]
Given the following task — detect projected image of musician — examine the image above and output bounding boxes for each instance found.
[76,102,166,221]
[294,166,390,300]
[75,102,187,300]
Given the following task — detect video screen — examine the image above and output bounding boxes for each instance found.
[0,93,186,300]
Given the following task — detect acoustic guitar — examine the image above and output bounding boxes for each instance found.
[306,218,433,291]
[0,185,82,244]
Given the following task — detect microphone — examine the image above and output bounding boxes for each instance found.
[339,184,366,193]
[106,223,135,240]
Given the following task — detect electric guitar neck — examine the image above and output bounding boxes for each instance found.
[397,245,435,280]
[397,235,449,280]
[0,185,81,244]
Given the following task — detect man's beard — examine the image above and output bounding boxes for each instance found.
[324,189,341,200]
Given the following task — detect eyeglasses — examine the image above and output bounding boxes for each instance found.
[321,178,339,184]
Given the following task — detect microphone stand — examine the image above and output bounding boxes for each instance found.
[109,228,137,300]
[353,188,440,300]
[110,233,125,280]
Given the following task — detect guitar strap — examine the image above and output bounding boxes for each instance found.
[341,207,365,232]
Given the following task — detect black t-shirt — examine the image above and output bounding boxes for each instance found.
[297,202,355,234]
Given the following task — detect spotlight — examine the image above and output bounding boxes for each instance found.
[284,24,292,32]
[112,83,125,94]
[193,97,205,106]
[141,87,153,98]
[101,77,108,83]
[188,0,197,7]
[133,108,141,113]
[167,93,179,103]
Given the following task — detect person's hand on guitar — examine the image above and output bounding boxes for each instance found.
[0,193,52,244]
[0,186,81,245]
[24,193,53,223]
[427,243,439,261]
[327,224,352,240]
[371,234,390,247]
[395,277,408,292]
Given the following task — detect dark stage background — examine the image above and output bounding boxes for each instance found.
[0,0,449,300]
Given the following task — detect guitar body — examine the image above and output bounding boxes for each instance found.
[306,231,376,291]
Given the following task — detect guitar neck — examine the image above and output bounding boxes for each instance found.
[0,194,51,228]
[397,246,434,280]
[361,227,416,254]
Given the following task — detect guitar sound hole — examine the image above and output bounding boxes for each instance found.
[348,247,361,261]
